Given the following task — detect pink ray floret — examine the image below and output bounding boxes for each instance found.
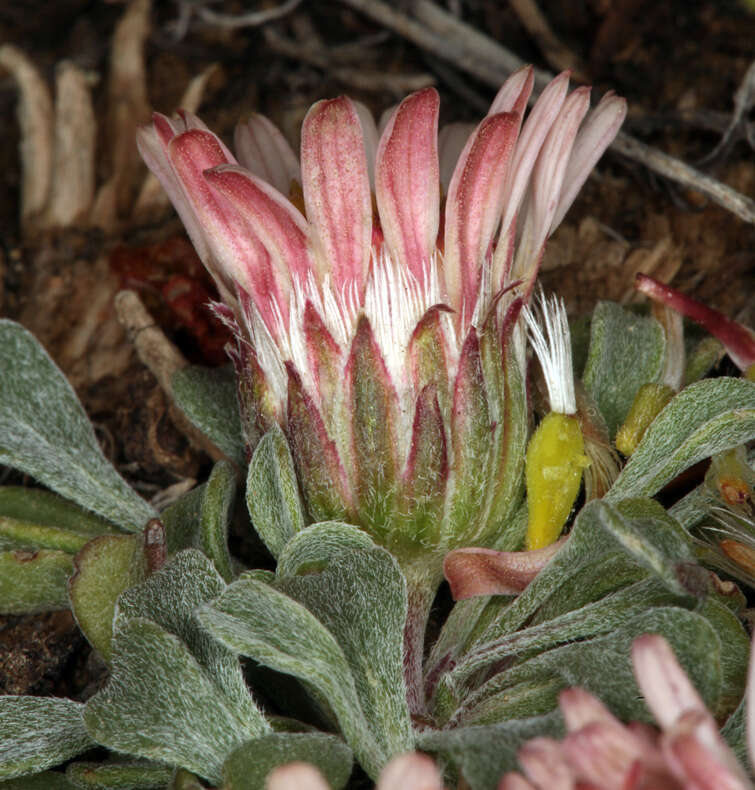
[375,87,440,289]
[234,112,300,196]
[636,273,755,371]
[301,96,373,298]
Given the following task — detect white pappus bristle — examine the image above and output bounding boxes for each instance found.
[523,291,576,415]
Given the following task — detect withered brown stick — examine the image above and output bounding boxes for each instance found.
[114,289,229,464]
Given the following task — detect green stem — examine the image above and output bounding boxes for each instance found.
[401,559,442,717]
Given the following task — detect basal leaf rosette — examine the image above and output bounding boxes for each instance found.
[137,68,625,570]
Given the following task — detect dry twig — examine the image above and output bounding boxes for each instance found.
[0,46,53,228]
[339,0,755,225]
[698,58,755,165]
[508,0,588,80]
[263,27,435,95]
[193,0,304,29]
[97,0,152,222]
[115,289,229,464]
[46,63,96,228]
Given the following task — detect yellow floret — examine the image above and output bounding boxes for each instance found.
[525,412,589,550]
[615,383,674,457]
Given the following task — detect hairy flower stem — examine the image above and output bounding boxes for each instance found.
[402,559,442,717]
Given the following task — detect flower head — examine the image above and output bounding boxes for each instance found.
[138,70,625,557]
[501,633,754,790]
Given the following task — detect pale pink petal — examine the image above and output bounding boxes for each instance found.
[518,737,575,790]
[137,114,234,265]
[636,274,755,371]
[632,635,709,729]
[561,721,663,788]
[559,687,622,733]
[631,635,748,783]
[497,71,570,244]
[178,109,237,160]
[512,86,590,292]
[550,92,626,231]
[377,104,397,137]
[376,753,443,790]
[438,122,475,192]
[443,539,563,600]
[168,129,287,333]
[265,763,330,790]
[663,727,750,790]
[234,113,301,196]
[530,86,591,236]
[136,118,211,262]
[138,120,242,301]
[376,87,440,286]
[204,164,312,287]
[353,99,379,187]
[488,65,534,121]
[230,243,287,346]
[301,96,372,297]
[627,721,662,751]
[167,129,233,213]
[176,109,209,132]
[669,709,751,790]
[153,111,183,139]
[492,71,571,287]
[498,773,538,790]
[444,112,520,324]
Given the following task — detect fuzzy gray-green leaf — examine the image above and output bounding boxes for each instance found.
[583,302,666,436]
[277,545,413,766]
[418,713,563,790]
[593,498,696,596]
[0,697,94,779]
[223,733,353,790]
[608,378,755,501]
[160,483,205,555]
[115,550,266,732]
[0,516,93,554]
[68,534,145,662]
[199,461,236,581]
[172,364,245,465]
[0,321,155,531]
[471,501,617,647]
[468,498,699,657]
[0,549,73,614]
[722,695,748,767]
[246,425,306,558]
[466,607,722,725]
[458,676,563,726]
[697,597,749,717]
[276,521,375,577]
[196,576,384,778]
[84,618,258,785]
[0,772,78,789]
[449,577,684,692]
[0,487,115,542]
[66,760,172,789]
